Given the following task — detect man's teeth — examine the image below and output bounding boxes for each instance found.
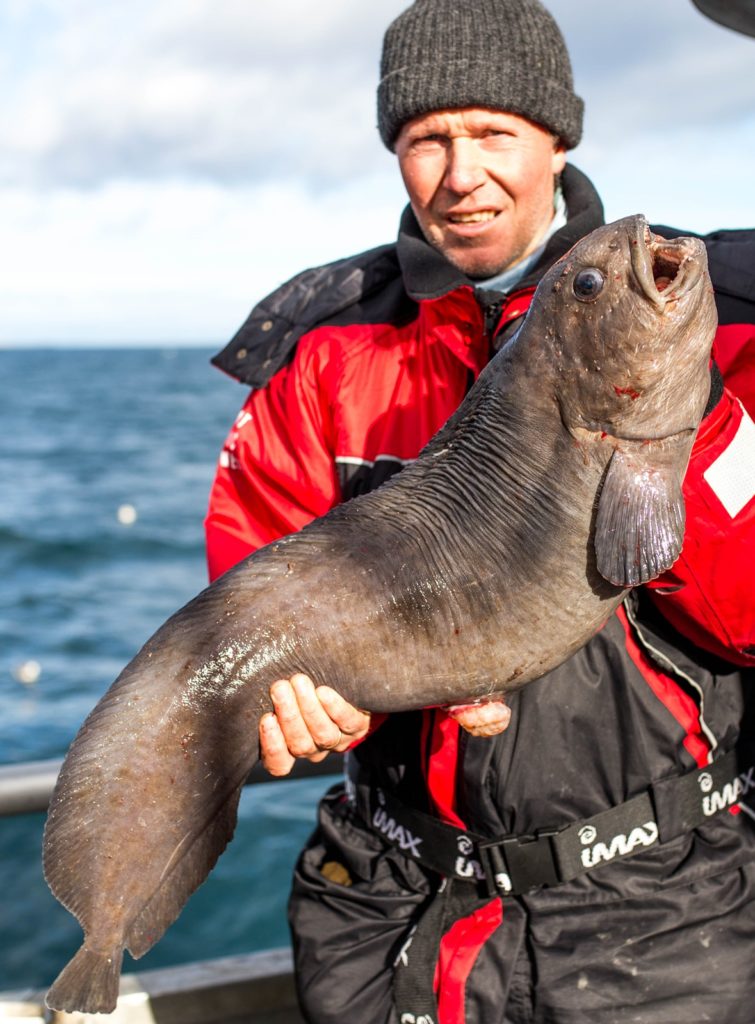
[449,211,497,224]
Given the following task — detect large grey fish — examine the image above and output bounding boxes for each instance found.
[43,215,717,1014]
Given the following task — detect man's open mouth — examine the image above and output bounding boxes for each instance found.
[447,210,498,225]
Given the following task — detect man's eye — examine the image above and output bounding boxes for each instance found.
[410,134,446,152]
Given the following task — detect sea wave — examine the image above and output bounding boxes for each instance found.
[0,522,205,568]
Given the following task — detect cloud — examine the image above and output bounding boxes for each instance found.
[5,0,754,190]
[1,0,753,344]
[0,174,408,344]
[557,0,755,137]
[1,0,407,189]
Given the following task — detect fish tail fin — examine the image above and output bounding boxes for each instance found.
[45,944,123,1015]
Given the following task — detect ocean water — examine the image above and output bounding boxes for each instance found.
[0,347,333,992]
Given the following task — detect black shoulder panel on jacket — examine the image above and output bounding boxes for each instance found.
[211,243,402,390]
[652,224,755,325]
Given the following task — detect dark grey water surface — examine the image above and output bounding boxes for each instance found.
[0,347,332,990]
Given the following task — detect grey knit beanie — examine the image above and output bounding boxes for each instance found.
[377,0,583,150]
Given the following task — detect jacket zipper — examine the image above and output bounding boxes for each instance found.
[483,298,504,343]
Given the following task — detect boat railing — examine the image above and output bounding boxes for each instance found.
[0,753,343,818]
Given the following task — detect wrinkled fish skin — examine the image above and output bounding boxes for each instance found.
[43,216,717,1013]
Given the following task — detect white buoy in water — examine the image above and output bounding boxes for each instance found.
[14,660,41,685]
[117,504,138,526]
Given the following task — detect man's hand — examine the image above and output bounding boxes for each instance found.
[446,699,512,737]
[259,675,512,777]
[260,674,371,777]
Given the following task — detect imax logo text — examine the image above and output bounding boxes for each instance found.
[580,822,659,869]
[702,767,754,817]
[372,808,423,857]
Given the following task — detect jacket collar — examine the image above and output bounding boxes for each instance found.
[212,165,604,389]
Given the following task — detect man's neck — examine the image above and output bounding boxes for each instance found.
[475,186,568,295]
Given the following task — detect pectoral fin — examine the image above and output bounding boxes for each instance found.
[595,448,686,587]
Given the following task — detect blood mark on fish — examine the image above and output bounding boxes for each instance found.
[614,385,640,400]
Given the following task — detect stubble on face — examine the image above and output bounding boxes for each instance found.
[395,108,567,280]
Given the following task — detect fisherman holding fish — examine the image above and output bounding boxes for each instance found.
[202,2,755,1021]
[36,0,755,1016]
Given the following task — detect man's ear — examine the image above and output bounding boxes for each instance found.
[551,143,567,176]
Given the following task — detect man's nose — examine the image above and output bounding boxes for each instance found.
[443,139,487,195]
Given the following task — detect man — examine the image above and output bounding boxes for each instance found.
[205,2,755,1021]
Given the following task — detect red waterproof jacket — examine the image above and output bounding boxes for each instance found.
[644,324,755,662]
[206,170,755,667]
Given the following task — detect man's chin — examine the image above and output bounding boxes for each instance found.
[422,223,519,280]
[445,250,513,281]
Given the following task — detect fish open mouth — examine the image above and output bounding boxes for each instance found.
[651,246,684,293]
[632,217,705,307]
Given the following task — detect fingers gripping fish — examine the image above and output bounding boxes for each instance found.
[43,216,717,1013]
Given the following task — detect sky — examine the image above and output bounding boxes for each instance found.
[1,0,754,347]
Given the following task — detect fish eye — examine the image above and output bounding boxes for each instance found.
[573,267,605,302]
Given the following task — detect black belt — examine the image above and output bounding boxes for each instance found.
[350,747,755,898]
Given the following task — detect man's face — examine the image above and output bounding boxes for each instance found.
[395,107,567,279]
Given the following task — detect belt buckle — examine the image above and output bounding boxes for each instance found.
[478,826,562,897]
